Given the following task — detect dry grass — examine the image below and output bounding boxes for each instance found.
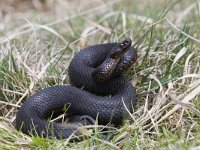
[0,0,200,149]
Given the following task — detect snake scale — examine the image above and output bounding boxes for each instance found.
[16,38,137,140]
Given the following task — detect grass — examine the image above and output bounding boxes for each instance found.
[0,0,200,149]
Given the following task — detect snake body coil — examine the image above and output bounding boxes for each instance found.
[16,38,137,139]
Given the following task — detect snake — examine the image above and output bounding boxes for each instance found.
[15,38,137,140]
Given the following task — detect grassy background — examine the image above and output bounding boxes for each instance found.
[0,0,200,149]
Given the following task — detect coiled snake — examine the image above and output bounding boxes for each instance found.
[16,38,137,140]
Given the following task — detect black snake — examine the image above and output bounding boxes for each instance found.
[16,38,137,140]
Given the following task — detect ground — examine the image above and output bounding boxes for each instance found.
[0,0,200,149]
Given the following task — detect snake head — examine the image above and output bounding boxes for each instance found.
[109,38,132,59]
[92,38,137,83]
